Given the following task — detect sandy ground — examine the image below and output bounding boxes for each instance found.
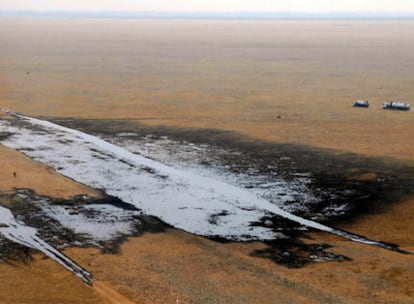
[65,210,414,304]
[0,19,414,160]
[0,18,413,303]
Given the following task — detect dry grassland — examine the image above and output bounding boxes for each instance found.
[0,18,413,303]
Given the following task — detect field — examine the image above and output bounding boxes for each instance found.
[0,18,413,303]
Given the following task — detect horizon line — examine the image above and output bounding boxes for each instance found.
[1,10,414,20]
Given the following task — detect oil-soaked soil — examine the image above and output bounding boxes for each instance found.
[17,117,408,267]
[0,189,168,263]
[1,116,413,268]
[49,118,414,222]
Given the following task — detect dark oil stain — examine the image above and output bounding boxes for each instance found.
[48,117,414,225]
[2,117,413,267]
[0,189,168,259]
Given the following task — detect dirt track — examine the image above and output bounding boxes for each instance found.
[92,281,139,304]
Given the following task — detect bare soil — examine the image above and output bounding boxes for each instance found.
[1,19,413,160]
[0,18,413,303]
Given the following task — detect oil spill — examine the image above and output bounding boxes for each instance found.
[38,117,414,267]
[1,116,413,268]
[0,189,168,262]
[50,118,414,224]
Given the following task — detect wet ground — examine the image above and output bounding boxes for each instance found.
[50,117,414,223]
[1,116,413,269]
[19,118,411,265]
[0,188,167,262]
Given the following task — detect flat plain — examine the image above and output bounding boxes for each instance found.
[0,18,413,303]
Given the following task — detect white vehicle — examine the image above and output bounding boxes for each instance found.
[383,101,410,111]
[353,100,369,107]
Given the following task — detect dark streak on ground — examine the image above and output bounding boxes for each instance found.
[45,118,414,267]
[1,117,413,267]
[0,189,169,261]
[0,132,12,141]
[48,117,414,223]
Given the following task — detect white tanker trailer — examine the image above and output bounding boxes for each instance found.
[382,101,410,111]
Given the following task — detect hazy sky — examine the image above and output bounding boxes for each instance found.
[1,0,414,12]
